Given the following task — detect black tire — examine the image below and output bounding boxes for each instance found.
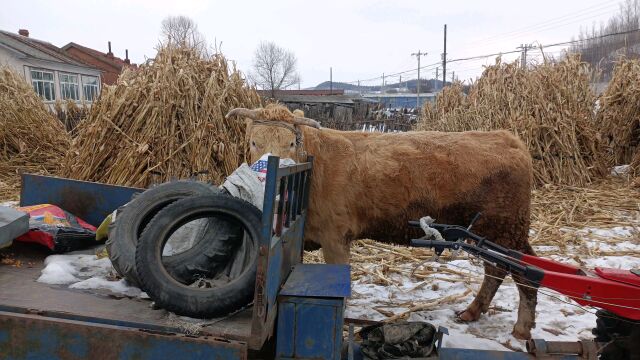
[106,181,238,286]
[135,195,261,318]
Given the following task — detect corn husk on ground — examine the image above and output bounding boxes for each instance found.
[596,59,640,177]
[419,55,607,187]
[0,66,70,200]
[63,45,261,188]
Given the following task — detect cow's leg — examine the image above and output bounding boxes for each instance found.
[458,264,506,321]
[511,245,538,339]
[321,239,350,264]
[512,279,537,339]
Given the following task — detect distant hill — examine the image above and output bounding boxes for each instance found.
[314,78,449,93]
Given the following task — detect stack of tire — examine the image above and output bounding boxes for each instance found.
[106,181,262,317]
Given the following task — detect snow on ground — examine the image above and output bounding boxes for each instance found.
[346,257,599,351]
[37,253,146,298]
[345,225,639,351]
[32,221,638,352]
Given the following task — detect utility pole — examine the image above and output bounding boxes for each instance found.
[442,24,447,87]
[357,80,361,95]
[330,67,333,93]
[399,74,402,91]
[382,73,385,93]
[451,71,455,82]
[517,44,532,69]
[411,50,427,108]
[435,67,439,91]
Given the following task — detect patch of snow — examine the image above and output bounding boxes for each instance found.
[37,254,146,298]
[580,226,635,239]
[37,258,80,284]
[533,245,560,253]
[584,255,640,269]
[0,201,18,207]
[347,223,638,352]
[70,277,144,297]
[611,165,631,176]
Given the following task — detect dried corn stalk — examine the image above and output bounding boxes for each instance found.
[63,45,261,188]
[596,59,640,173]
[0,66,70,200]
[419,55,607,187]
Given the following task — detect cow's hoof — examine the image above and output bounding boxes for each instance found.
[455,309,480,323]
[511,325,532,340]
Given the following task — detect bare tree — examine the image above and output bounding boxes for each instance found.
[570,0,640,79]
[160,15,208,55]
[250,41,299,97]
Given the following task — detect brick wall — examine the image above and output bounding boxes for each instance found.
[64,47,121,85]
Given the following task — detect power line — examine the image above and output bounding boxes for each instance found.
[451,27,640,64]
[466,7,621,52]
[343,27,640,86]
[460,0,619,48]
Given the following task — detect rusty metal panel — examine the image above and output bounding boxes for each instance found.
[0,311,247,360]
[20,174,143,227]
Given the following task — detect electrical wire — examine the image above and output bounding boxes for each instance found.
[465,5,622,51]
[341,27,640,87]
[462,0,619,45]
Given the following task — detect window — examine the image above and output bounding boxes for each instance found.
[82,75,99,102]
[59,73,79,101]
[30,69,55,101]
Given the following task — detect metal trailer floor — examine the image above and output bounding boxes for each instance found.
[0,244,253,343]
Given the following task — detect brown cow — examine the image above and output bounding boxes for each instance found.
[227,105,537,340]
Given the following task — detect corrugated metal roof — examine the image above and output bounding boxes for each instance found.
[0,30,89,67]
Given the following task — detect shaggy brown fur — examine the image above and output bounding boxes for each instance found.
[245,105,537,340]
[256,104,296,122]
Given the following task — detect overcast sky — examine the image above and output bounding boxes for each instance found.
[0,0,622,88]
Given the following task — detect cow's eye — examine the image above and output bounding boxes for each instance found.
[290,142,295,147]
[251,141,256,147]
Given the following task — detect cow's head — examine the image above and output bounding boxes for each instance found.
[226,105,320,163]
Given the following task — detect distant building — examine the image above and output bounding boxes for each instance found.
[0,29,102,107]
[264,91,376,130]
[63,41,136,85]
[257,89,344,97]
[362,93,436,109]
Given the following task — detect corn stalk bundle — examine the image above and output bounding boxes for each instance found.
[419,55,607,187]
[420,81,471,130]
[596,59,640,173]
[54,99,89,132]
[0,66,70,199]
[63,45,261,188]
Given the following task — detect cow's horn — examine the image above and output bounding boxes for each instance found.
[293,116,321,129]
[226,108,259,120]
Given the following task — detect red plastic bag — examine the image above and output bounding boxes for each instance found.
[15,204,96,253]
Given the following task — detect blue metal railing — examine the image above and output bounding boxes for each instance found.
[250,155,313,349]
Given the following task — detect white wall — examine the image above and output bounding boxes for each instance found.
[0,47,101,108]
[0,45,27,76]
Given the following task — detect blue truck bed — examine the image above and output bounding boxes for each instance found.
[0,157,317,359]
[0,245,252,358]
